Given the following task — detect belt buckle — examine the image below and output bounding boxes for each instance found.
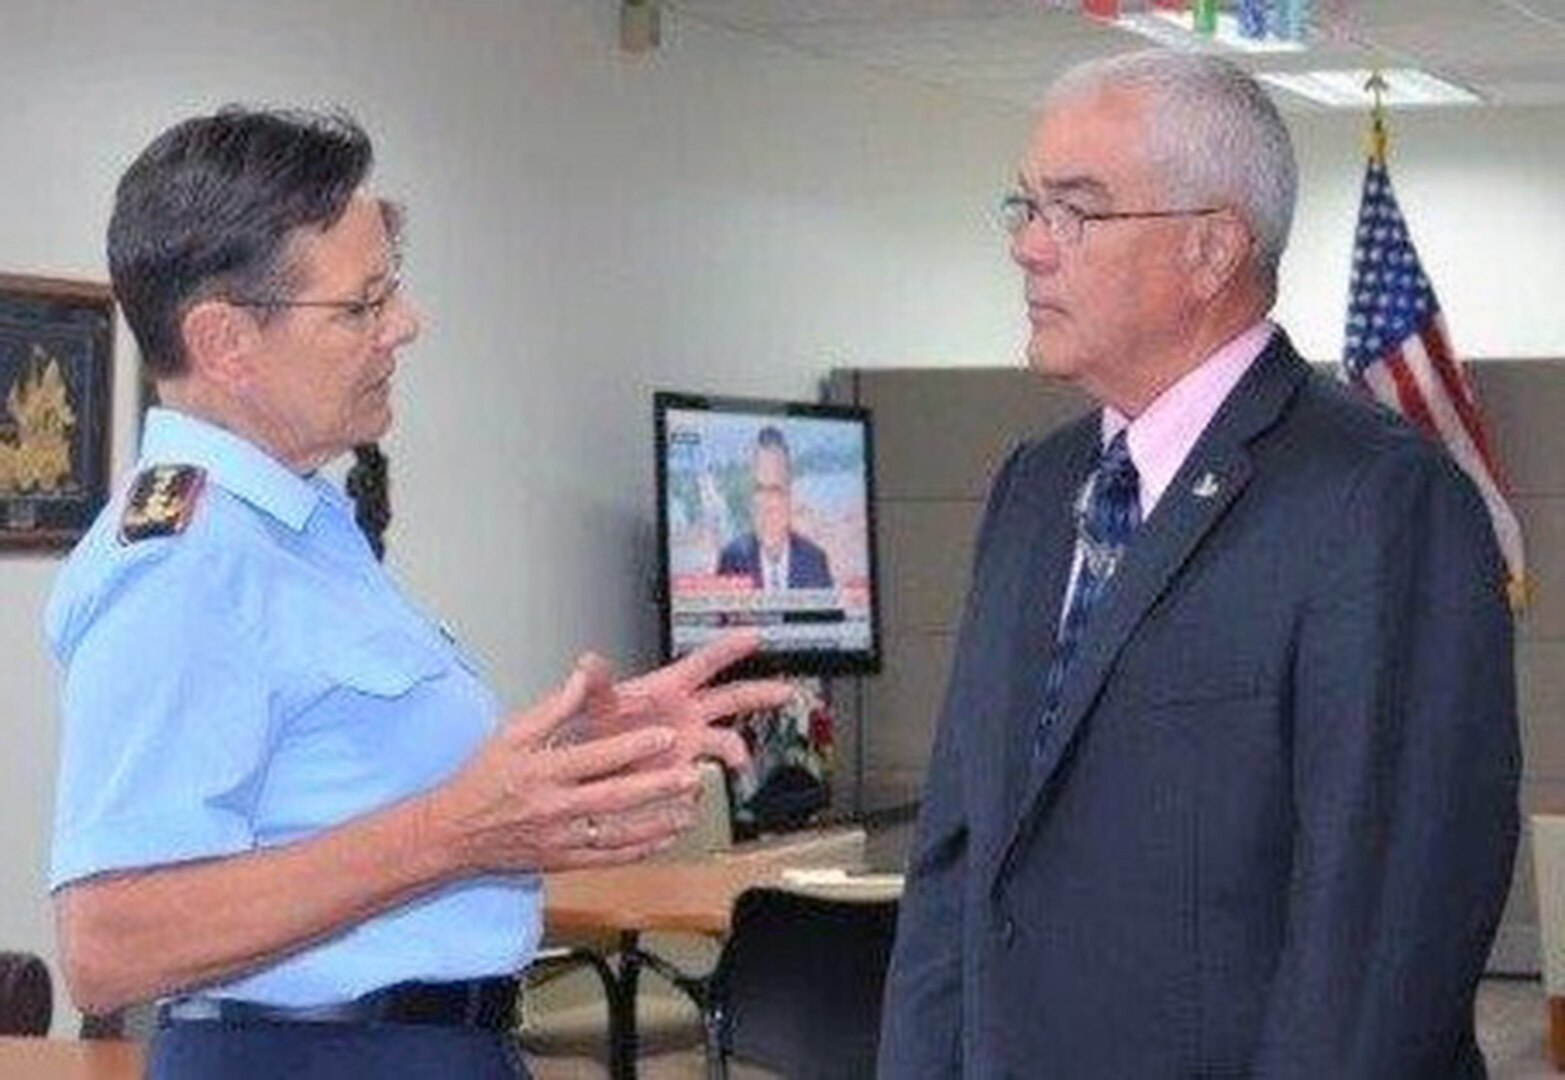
[162,997,223,1023]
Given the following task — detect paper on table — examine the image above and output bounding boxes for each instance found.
[780,867,905,891]
[781,867,851,886]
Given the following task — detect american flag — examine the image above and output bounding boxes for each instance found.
[1342,155,1526,603]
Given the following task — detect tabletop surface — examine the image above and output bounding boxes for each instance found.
[543,826,892,936]
[0,1037,143,1080]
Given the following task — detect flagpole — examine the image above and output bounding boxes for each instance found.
[1365,69,1389,164]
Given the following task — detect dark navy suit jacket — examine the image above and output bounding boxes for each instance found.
[879,335,1519,1079]
[717,531,833,589]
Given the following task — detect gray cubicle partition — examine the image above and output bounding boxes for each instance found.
[828,359,1565,974]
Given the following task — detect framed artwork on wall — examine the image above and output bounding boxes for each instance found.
[0,274,114,552]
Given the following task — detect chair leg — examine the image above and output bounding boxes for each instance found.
[519,945,625,1068]
[702,1002,728,1080]
[626,946,709,1012]
[612,939,642,1080]
[563,948,619,1019]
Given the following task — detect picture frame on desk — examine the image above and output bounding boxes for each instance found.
[0,274,114,552]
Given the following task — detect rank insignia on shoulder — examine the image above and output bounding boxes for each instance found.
[119,465,207,545]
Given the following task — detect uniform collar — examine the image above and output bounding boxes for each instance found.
[138,407,323,531]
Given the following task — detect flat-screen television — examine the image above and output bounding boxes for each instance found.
[654,391,881,677]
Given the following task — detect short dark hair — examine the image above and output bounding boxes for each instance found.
[756,425,791,471]
[108,106,374,377]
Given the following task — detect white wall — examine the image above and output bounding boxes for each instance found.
[1280,105,1565,362]
[1,0,1563,1030]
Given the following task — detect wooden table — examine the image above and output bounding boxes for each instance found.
[543,827,883,1078]
[0,1038,142,1079]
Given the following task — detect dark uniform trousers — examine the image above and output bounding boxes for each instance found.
[150,1021,530,1079]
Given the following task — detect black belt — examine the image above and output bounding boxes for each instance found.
[157,976,520,1031]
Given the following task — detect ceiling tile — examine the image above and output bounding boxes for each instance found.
[668,0,1565,110]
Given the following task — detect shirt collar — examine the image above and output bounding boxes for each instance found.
[765,543,789,583]
[137,407,324,531]
[1102,319,1275,517]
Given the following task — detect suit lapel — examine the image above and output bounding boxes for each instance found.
[992,425,1100,832]
[994,334,1311,883]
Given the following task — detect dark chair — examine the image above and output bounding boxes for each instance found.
[0,951,53,1036]
[701,887,899,1080]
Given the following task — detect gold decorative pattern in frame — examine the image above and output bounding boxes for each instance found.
[0,274,114,552]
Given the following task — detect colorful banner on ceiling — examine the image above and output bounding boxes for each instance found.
[1053,0,1323,41]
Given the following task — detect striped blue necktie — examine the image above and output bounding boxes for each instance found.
[1036,431,1141,754]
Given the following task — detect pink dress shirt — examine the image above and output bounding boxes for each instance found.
[1103,320,1276,518]
[1054,320,1275,631]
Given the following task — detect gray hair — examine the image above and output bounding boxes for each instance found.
[1045,49,1297,281]
[109,106,376,377]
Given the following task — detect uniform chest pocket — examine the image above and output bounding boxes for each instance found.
[324,627,449,699]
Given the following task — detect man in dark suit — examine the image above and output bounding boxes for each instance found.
[717,425,834,590]
[879,50,1518,1079]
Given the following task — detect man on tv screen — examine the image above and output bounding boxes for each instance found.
[716,425,833,590]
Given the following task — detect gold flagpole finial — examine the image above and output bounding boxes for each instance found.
[1365,70,1389,162]
[1509,574,1530,613]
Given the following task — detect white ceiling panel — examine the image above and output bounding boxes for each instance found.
[666,0,1565,109]
[778,15,1114,69]
[670,0,1044,30]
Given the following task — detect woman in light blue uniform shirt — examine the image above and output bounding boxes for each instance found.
[46,107,788,1080]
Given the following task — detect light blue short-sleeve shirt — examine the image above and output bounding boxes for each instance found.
[46,408,540,1007]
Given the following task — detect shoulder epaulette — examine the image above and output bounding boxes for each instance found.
[118,465,207,545]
